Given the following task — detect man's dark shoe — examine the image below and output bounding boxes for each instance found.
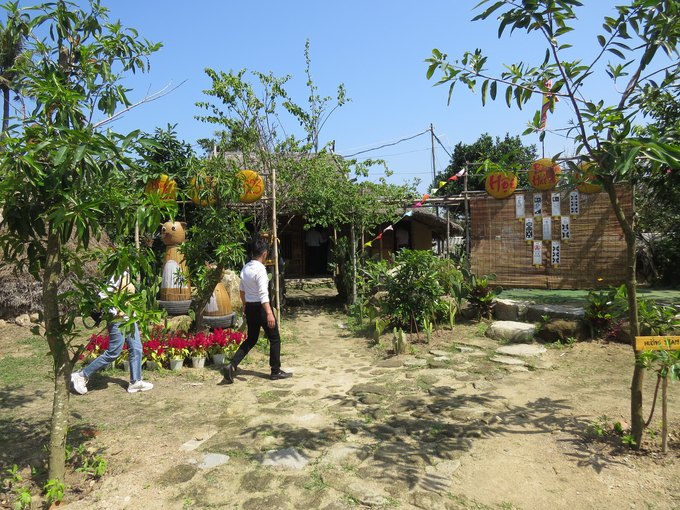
[271,370,292,381]
[222,363,235,383]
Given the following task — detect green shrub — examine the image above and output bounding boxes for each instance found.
[434,259,463,296]
[382,249,446,329]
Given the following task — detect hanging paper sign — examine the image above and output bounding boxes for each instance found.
[525,218,534,242]
[528,158,562,190]
[515,194,525,219]
[575,162,602,193]
[145,174,178,200]
[542,217,552,241]
[485,172,518,199]
[533,194,542,217]
[561,216,571,241]
[237,169,265,203]
[189,174,217,206]
[551,193,561,217]
[551,241,561,266]
[533,241,542,266]
[570,191,579,215]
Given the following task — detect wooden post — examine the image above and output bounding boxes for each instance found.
[272,161,280,322]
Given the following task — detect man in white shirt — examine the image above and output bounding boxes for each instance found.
[222,240,292,382]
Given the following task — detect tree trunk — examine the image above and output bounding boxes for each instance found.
[601,178,644,448]
[2,86,9,134]
[44,230,72,482]
[662,376,668,454]
[350,223,357,306]
[190,265,223,332]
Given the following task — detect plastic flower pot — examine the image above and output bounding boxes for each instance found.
[191,357,206,369]
[169,358,184,371]
[212,353,226,366]
[146,360,161,371]
[122,360,130,372]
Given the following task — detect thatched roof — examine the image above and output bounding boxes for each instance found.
[0,231,112,319]
[398,207,464,236]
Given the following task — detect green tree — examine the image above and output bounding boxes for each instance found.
[426,0,680,447]
[0,0,161,482]
[0,2,28,133]
[434,132,537,195]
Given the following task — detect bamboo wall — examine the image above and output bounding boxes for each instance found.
[470,185,632,289]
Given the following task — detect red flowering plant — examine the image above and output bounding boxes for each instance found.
[143,338,166,364]
[81,334,109,361]
[209,328,244,359]
[166,335,190,360]
[188,332,211,358]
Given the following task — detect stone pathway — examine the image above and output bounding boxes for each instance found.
[148,305,556,510]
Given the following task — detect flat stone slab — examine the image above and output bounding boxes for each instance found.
[374,358,404,368]
[489,356,526,366]
[494,299,532,321]
[178,430,219,452]
[433,356,450,362]
[318,444,370,467]
[261,447,309,469]
[526,304,585,322]
[456,346,476,353]
[455,337,498,350]
[429,350,449,357]
[486,321,535,343]
[404,358,427,367]
[348,384,395,396]
[496,344,547,357]
[199,453,230,469]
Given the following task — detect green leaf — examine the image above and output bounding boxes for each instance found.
[481,79,489,106]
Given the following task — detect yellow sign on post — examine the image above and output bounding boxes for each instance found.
[635,336,680,351]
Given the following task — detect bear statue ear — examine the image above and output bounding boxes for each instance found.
[180,222,188,230]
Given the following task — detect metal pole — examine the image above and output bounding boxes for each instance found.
[446,208,450,260]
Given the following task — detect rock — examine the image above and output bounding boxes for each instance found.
[199,453,229,469]
[243,494,292,510]
[374,358,404,368]
[538,319,589,343]
[408,490,452,510]
[348,384,395,397]
[473,381,494,391]
[434,459,461,475]
[532,361,554,370]
[496,344,547,356]
[614,322,632,344]
[460,300,481,320]
[29,313,40,323]
[345,482,388,507]
[428,361,451,369]
[432,356,450,361]
[448,407,491,422]
[388,396,426,414]
[404,358,427,367]
[429,349,449,357]
[525,304,585,322]
[493,299,531,321]
[486,321,535,343]
[489,356,526,366]
[0,319,5,328]
[15,314,31,328]
[435,438,473,459]
[167,315,192,334]
[157,464,197,484]
[261,447,309,469]
[318,444,370,467]
[419,374,439,384]
[455,346,476,353]
[221,269,242,311]
[360,395,382,405]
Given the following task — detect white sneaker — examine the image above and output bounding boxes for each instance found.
[71,370,88,395]
[127,380,153,393]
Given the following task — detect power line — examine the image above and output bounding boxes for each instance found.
[339,129,430,158]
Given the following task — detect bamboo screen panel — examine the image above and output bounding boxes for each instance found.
[470,184,632,289]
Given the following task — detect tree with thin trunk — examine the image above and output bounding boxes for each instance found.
[0,2,28,133]
[426,0,680,447]
[0,0,161,483]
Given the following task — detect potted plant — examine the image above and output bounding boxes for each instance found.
[166,335,189,370]
[117,345,130,372]
[143,339,166,370]
[209,328,230,365]
[81,334,112,369]
[188,332,210,368]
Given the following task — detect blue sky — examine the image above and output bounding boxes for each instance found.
[101,1,627,194]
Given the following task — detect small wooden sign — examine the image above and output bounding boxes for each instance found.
[635,336,680,351]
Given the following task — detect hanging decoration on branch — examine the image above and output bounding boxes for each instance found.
[145,174,178,200]
[485,171,518,199]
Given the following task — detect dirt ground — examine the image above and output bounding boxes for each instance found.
[1,306,679,510]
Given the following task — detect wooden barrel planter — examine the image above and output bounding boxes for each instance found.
[159,246,192,315]
[203,282,236,328]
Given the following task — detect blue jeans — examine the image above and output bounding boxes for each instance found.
[83,322,143,382]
